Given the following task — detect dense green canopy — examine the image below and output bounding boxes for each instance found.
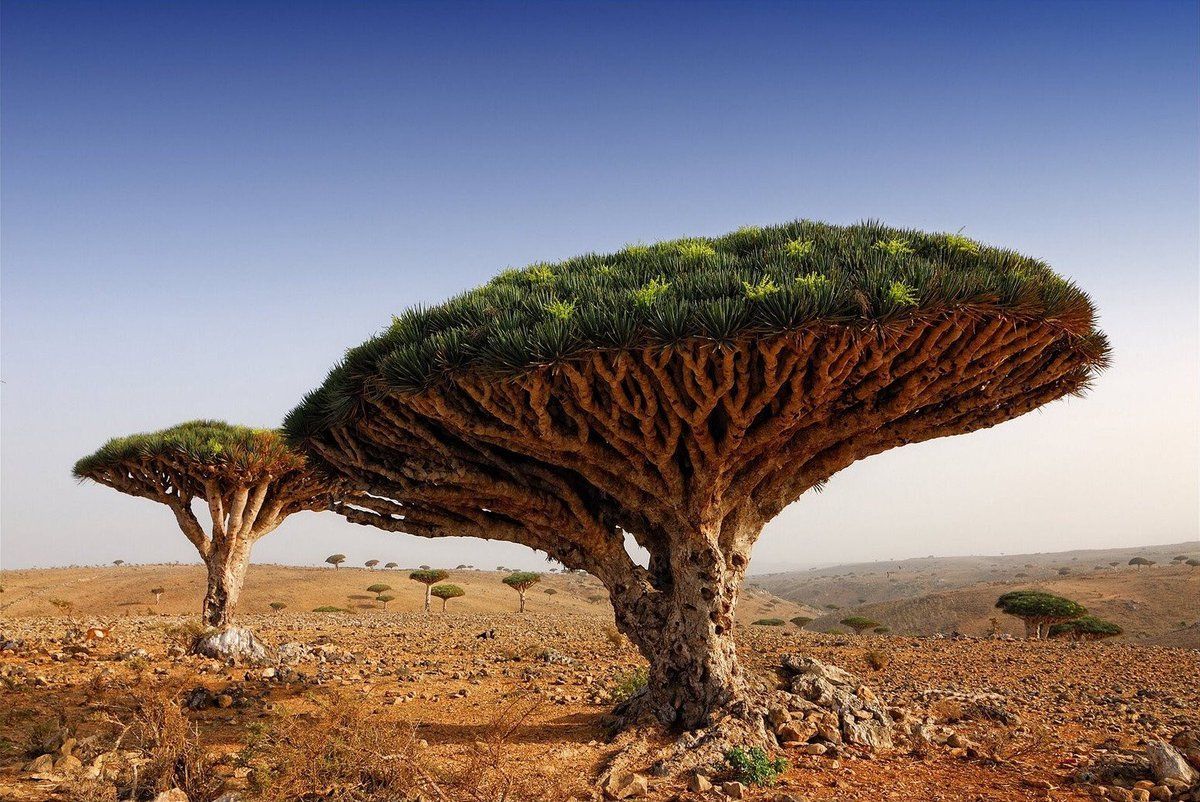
[74,420,304,484]
[1048,615,1122,639]
[995,590,1086,620]
[285,220,1107,439]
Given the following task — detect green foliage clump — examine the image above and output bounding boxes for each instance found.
[325,554,346,568]
[752,618,785,626]
[742,277,781,301]
[1047,616,1123,640]
[789,616,813,629]
[284,219,1107,439]
[722,746,788,787]
[430,584,464,604]
[995,590,1086,620]
[609,666,648,704]
[366,583,392,594]
[312,605,348,613]
[502,572,542,590]
[409,569,449,585]
[269,602,286,611]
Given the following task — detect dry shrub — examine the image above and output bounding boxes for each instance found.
[438,695,543,802]
[603,625,628,650]
[243,690,424,801]
[929,698,964,724]
[864,649,890,671]
[973,721,1053,763]
[71,689,225,802]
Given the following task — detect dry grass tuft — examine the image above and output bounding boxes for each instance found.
[242,690,426,802]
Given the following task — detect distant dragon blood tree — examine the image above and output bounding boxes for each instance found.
[995,590,1087,639]
[285,220,1107,735]
[74,421,336,629]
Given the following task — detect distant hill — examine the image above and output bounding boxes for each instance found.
[754,542,1200,645]
[0,563,820,627]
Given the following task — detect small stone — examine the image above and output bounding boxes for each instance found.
[216,694,234,708]
[687,773,712,792]
[602,771,648,799]
[722,781,747,799]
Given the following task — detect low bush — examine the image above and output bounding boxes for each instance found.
[609,667,648,704]
[312,605,348,613]
[721,745,788,787]
[752,618,785,626]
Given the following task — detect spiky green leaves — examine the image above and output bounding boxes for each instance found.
[284,220,1107,441]
[74,420,304,481]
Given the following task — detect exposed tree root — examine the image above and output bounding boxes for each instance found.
[602,654,899,781]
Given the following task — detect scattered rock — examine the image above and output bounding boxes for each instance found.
[1147,740,1199,786]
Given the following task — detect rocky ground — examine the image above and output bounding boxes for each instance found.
[1,613,1197,801]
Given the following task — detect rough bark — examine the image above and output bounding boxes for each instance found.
[202,540,253,629]
[81,461,332,629]
[299,314,1105,738]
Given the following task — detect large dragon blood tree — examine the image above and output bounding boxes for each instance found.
[74,421,336,630]
[284,220,1107,735]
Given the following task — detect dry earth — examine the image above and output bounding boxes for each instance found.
[2,603,1198,801]
[755,544,1200,645]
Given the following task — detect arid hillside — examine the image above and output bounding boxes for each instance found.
[0,564,822,626]
[755,543,1200,645]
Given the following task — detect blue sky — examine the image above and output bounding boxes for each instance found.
[2,0,1197,572]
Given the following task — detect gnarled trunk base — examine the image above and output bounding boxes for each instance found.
[604,653,897,779]
[201,543,252,629]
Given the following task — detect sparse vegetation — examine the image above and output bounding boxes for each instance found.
[721,745,788,787]
[789,616,813,629]
[366,583,392,594]
[150,586,165,604]
[365,559,380,569]
[1128,556,1155,568]
[326,554,347,570]
[269,601,286,612]
[313,605,348,613]
[752,618,785,626]
[376,594,395,608]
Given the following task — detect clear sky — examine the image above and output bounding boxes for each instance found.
[2,1,1197,573]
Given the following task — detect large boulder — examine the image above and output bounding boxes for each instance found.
[192,627,268,664]
[779,654,894,750]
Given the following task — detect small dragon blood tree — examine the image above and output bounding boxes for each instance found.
[284,220,1107,749]
[74,421,336,639]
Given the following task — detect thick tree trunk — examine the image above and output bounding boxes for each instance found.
[202,541,252,629]
[608,539,751,731]
[424,583,432,612]
[518,589,526,613]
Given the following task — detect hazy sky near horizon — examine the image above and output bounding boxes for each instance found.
[2,1,1197,574]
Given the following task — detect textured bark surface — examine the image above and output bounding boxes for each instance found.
[203,541,252,629]
[80,455,333,627]
[298,314,1104,732]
